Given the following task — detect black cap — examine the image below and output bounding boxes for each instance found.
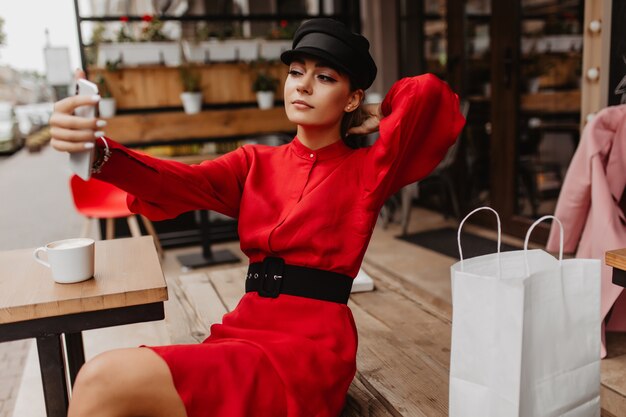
[280,18,377,90]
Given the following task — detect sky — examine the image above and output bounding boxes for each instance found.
[0,1,81,74]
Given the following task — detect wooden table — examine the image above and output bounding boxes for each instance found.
[0,236,168,417]
[606,248,626,287]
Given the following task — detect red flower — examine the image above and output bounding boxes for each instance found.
[280,19,288,28]
[142,14,153,22]
[120,16,129,22]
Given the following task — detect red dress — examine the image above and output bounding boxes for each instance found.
[96,74,465,417]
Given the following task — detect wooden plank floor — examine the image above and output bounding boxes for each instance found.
[156,207,626,416]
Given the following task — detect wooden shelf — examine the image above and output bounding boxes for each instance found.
[521,90,581,113]
[467,95,491,103]
[103,107,295,146]
[529,121,580,132]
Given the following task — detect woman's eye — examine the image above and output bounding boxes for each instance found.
[318,74,337,83]
[288,69,302,76]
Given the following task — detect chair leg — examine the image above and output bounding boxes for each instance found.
[442,174,461,220]
[400,184,414,236]
[80,218,92,239]
[438,179,450,219]
[140,215,164,259]
[105,218,115,240]
[127,215,142,237]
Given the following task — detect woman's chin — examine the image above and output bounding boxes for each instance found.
[286,111,314,126]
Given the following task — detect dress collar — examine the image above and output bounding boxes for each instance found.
[290,136,352,162]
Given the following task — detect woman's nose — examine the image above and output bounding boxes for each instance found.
[296,73,313,94]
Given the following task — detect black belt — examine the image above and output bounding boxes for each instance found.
[245,257,353,304]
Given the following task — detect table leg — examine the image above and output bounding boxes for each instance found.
[36,334,69,417]
[613,268,626,287]
[64,332,86,387]
[177,210,239,269]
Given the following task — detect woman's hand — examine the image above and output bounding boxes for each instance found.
[346,103,382,136]
[49,70,106,153]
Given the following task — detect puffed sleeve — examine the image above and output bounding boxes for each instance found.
[95,138,250,220]
[363,74,465,201]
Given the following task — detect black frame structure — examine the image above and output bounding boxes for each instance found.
[73,0,363,74]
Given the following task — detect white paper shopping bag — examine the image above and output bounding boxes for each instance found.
[449,207,601,417]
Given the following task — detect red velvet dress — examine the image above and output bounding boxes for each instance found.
[96,74,465,417]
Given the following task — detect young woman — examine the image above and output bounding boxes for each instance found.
[49,18,465,417]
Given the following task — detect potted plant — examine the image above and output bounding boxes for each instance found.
[98,15,181,67]
[95,74,116,118]
[260,19,294,60]
[252,71,279,110]
[183,23,259,64]
[87,23,108,67]
[179,66,203,114]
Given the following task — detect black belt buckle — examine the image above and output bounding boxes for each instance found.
[259,257,284,298]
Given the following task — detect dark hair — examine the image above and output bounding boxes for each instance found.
[341,104,368,149]
[340,78,368,149]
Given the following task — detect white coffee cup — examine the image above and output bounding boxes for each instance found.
[33,238,95,284]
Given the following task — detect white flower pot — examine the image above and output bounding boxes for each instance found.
[98,42,181,67]
[183,40,235,63]
[98,98,116,118]
[256,91,274,110]
[521,35,583,54]
[182,39,260,63]
[527,77,541,93]
[259,40,292,60]
[229,40,259,62]
[182,41,205,63]
[180,92,203,114]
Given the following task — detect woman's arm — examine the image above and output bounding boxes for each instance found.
[361,74,466,200]
[49,83,250,221]
[95,140,249,220]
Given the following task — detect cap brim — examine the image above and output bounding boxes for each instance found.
[280,47,354,79]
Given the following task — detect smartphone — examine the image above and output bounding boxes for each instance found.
[70,79,99,181]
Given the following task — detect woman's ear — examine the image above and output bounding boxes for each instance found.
[344,89,364,113]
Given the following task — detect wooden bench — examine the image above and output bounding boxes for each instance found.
[162,259,452,416]
[161,241,626,416]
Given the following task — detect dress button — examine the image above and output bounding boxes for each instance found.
[309,153,314,158]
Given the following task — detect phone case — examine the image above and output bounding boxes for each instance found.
[69,79,99,181]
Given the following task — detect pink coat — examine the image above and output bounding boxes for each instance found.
[546,104,626,358]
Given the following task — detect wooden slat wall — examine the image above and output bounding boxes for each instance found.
[89,62,287,110]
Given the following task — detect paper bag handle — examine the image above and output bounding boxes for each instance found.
[458,206,502,276]
[523,215,564,276]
